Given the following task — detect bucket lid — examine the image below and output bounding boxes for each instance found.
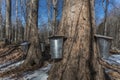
[48,36,66,39]
[94,34,113,40]
[20,41,30,46]
[48,36,67,41]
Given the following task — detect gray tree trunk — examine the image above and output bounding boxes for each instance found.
[24,0,43,66]
[0,0,2,39]
[5,0,11,42]
[24,0,31,41]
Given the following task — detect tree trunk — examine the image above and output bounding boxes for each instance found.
[5,0,11,42]
[47,0,52,43]
[52,0,57,35]
[24,0,43,66]
[0,0,2,39]
[48,0,105,80]
[24,0,31,41]
[20,0,25,42]
[15,0,18,43]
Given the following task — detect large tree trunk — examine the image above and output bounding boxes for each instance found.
[48,0,105,80]
[5,0,11,42]
[24,0,43,66]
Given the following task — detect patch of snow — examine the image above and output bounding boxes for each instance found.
[22,64,52,80]
[108,55,120,63]
[104,55,120,65]
[104,54,120,75]
[0,63,52,80]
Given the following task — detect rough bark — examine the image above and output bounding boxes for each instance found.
[24,0,31,41]
[24,0,43,66]
[48,0,105,80]
[5,0,11,41]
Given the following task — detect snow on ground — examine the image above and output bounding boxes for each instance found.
[1,54,120,80]
[0,63,52,80]
[22,64,52,80]
[104,54,120,65]
[103,54,120,73]
[108,55,120,63]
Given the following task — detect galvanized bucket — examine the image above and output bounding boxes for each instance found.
[95,34,113,59]
[49,36,66,59]
[40,42,45,52]
[20,41,30,54]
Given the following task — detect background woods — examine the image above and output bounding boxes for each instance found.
[97,7,120,50]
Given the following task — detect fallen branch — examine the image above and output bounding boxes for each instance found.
[0,43,22,58]
[0,47,16,58]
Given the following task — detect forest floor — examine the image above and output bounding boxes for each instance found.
[0,44,120,80]
[104,54,120,80]
[0,44,51,80]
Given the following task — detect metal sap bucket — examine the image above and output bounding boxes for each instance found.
[95,34,113,59]
[40,42,45,52]
[20,41,30,54]
[49,36,66,59]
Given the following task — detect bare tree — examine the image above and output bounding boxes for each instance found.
[102,0,109,36]
[46,0,52,43]
[20,0,26,41]
[20,0,28,41]
[52,0,57,35]
[0,0,2,39]
[48,0,105,80]
[14,0,18,43]
[24,0,42,66]
[5,0,11,42]
[24,0,31,41]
